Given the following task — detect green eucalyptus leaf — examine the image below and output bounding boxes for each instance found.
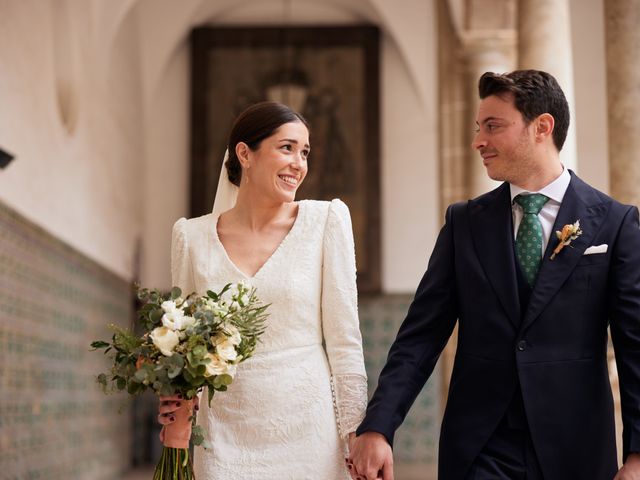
[191,425,205,446]
[134,369,148,383]
[90,340,110,350]
[150,308,163,324]
[167,364,183,379]
[158,384,174,396]
[96,374,107,392]
[192,345,206,358]
[127,380,143,395]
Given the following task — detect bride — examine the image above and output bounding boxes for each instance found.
[158,101,368,479]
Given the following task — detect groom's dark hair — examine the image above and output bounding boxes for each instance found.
[478,69,570,152]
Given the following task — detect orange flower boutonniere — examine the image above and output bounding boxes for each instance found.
[550,220,582,260]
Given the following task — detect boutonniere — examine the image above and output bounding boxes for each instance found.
[550,220,582,260]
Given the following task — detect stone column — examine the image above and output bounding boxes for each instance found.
[605,0,640,207]
[518,0,577,171]
[437,30,516,406]
[605,0,640,462]
[438,0,466,211]
[463,32,517,198]
[438,1,466,408]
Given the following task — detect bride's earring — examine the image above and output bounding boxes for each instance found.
[244,166,250,185]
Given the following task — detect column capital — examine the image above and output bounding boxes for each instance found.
[461,30,517,72]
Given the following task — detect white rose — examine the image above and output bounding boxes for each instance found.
[224,325,242,346]
[204,353,236,378]
[161,300,177,313]
[150,326,180,356]
[181,315,196,329]
[211,324,241,347]
[216,339,238,362]
[162,309,185,330]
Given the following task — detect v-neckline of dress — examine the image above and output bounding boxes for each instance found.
[212,201,306,280]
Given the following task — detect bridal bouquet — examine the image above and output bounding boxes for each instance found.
[91,282,269,480]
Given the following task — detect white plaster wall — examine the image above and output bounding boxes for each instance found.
[138,0,439,293]
[140,46,190,288]
[380,33,438,293]
[570,0,609,193]
[0,0,145,279]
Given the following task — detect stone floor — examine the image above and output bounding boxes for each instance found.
[395,463,437,480]
[122,467,154,480]
[121,464,435,480]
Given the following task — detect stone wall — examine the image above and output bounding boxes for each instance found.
[360,294,440,476]
[0,201,133,479]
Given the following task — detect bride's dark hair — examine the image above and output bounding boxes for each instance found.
[226,102,309,186]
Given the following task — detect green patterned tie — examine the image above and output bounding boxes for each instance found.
[514,193,549,287]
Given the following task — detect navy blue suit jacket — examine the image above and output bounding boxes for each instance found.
[358,173,640,480]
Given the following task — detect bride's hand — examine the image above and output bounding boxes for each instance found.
[346,432,362,479]
[347,432,357,453]
[157,394,199,442]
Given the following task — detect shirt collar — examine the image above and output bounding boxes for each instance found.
[510,167,571,205]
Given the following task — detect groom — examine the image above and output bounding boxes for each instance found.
[349,70,640,480]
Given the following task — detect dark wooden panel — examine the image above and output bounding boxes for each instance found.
[190,25,381,293]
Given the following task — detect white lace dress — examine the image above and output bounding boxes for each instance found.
[171,199,368,480]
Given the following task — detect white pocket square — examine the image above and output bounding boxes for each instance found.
[583,244,608,255]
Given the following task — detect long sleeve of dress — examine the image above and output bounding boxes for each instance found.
[321,199,368,438]
[171,218,196,295]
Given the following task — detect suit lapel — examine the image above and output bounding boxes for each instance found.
[469,183,521,330]
[521,173,609,331]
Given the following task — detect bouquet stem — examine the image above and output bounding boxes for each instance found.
[154,399,196,479]
[153,447,194,480]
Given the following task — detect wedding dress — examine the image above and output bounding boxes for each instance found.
[171,199,368,479]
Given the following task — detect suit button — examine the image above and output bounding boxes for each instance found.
[517,340,527,351]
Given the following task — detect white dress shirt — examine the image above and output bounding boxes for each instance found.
[510,167,571,255]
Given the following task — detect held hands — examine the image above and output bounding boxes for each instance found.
[157,394,199,448]
[614,453,640,480]
[347,431,394,480]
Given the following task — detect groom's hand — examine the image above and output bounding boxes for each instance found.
[614,453,640,480]
[349,431,394,480]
